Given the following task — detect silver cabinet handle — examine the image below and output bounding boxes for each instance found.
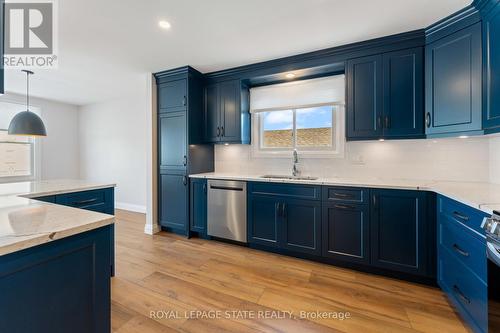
[426,112,431,128]
[73,198,98,205]
[183,155,187,166]
[183,176,187,186]
[453,244,469,257]
[221,126,225,137]
[453,211,469,222]
[182,96,187,106]
[453,285,470,304]
[334,204,356,210]
[333,192,353,198]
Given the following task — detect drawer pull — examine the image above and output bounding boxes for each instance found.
[73,198,98,205]
[453,285,471,304]
[452,244,469,257]
[334,204,355,210]
[333,192,354,198]
[452,211,469,222]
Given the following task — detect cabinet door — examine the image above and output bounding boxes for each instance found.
[204,84,220,143]
[159,172,188,234]
[220,80,241,142]
[190,179,207,234]
[158,79,187,113]
[383,48,424,138]
[159,112,187,170]
[282,198,321,256]
[371,190,427,275]
[483,4,500,131]
[322,203,369,264]
[346,55,383,140]
[248,195,280,248]
[425,23,482,135]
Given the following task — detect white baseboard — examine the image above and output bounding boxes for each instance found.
[144,223,160,235]
[115,202,147,214]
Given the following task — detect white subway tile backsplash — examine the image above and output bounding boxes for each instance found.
[215,136,496,183]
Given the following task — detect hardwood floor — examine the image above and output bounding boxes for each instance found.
[111,209,469,333]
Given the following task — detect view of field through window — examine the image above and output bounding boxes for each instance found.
[261,105,333,148]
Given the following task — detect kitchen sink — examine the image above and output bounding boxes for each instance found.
[261,175,319,181]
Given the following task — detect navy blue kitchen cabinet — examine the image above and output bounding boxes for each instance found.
[55,188,114,215]
[437,195,488,333]
[281,198,321,255]
[382,48,424,138]
[322,202,370,264]
[159,112,187,170]
[346,55,383,140]
[204,79,250,144]
[425,22,483,137]
[33,187,115,276]
[158,78,187,113]
[247,182,321,254]
[190,178,207,235]
[155,67,215,237]
[482,1,500,133]
[248,194,281,248]
[370,189,429,276]
[347,48,424,140]
[159,172,189,235]
[0,225,111,333]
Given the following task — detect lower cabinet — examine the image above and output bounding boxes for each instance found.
[190,178,207,235]
[248,195,281,248]
[247,193,321,255]
[159,172,189,235]
[247,183,433,280]
[281,198,321,255]
[322,202,369,264]
[437,195,488,333]
[370,189,429,276]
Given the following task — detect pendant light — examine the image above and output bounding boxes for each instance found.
[8,70,47,136]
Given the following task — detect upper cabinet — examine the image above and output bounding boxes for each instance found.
[204,79,250,144]
[482,1,500,132]
[346,47,424,141]
[425,22,482,136]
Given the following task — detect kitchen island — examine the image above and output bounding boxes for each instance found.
[0,180,115,333]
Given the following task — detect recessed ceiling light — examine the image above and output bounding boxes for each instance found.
[285,73,296,79]
[158,20,171,30]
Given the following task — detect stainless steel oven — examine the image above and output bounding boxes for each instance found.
[483,212,500,332]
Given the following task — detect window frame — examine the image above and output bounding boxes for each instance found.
[251,102,345,159]
[0,99,41,183]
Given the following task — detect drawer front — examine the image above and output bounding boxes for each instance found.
[249,182,321,201]
[56,188,113,214]
[323,187,368,204]
[438,248,488,333]
[438,195,488,236]
[439,215,486,283]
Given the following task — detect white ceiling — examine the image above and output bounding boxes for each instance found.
[4,0,471,106]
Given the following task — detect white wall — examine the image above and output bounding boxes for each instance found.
[215,136,494,183]
[0,92,80,180]
[78,76,150,213]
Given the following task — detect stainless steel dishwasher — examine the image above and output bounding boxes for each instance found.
[207,180,247,242]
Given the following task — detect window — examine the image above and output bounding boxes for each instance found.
[250,75,345,158]
[0,101,39,182]
[260,105,335,149]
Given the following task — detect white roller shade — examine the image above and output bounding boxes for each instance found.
[250,75,345,113]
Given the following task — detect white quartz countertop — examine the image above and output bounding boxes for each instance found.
[0,180,116,256]
[190,173,500,215]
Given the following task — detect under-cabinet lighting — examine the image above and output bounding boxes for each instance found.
[158,20,171,29]
[285,73,296,79]
[224,143,229,146]
[458,135,469,139]
[378,139,385,142]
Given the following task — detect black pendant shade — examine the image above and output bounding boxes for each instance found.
[8,110,47,136]
[7,70,47,136]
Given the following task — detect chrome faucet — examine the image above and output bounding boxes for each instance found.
[292,149,300,177]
